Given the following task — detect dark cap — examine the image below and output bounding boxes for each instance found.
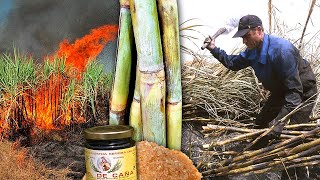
[233,15,262,38]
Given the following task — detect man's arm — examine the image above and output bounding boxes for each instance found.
[210,47,251,71]
[203,37,251,71]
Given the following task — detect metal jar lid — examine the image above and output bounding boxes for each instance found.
[84,125,134,140]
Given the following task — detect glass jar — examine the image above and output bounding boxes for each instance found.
[84,125,137,180]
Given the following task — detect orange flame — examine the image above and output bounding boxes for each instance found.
[56,24,118,74]
[33,73,70,130]
[35,24,118,130]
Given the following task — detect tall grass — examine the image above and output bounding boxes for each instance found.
[42,56,67,78]
[80,60,111,121]
[0,50,38,131]
[0,50,38,96]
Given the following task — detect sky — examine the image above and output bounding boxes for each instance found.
[177,0,320,60]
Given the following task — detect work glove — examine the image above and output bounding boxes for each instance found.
[249,119,284,150]
[266,119,285,140]
[249,119,286,150]
[203,36,216,51]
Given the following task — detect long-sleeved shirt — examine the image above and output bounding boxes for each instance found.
[210,33,317,121]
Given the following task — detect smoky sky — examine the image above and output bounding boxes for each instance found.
[0,0,119,61]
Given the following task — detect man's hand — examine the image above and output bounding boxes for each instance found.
[203,36,216,51]
[267,119,285,139]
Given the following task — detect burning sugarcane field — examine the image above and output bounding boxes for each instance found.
[0,0,320,180]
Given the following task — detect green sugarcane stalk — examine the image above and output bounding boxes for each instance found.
[129,65,143,141]
[130,0,166,146]
[157,0,182,150]
[109,0,134,125]
[129,98,142,141]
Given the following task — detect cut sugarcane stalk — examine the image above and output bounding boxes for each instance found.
[157,0,182,150]
[130,0,166,146]
[109,0,134,125]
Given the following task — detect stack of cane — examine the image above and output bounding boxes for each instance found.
[199,122,320,177]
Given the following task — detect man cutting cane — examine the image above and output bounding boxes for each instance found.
[203,14,318,179]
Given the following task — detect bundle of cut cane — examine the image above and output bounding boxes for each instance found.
[199,122,320,177]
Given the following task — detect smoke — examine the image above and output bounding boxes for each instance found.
[0,0,119,61]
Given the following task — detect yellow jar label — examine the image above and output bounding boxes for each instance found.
[85,146,137,180]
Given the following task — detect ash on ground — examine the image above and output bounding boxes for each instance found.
[27,129,87,180]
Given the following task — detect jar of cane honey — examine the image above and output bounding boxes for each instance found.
[84,125,137,180]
